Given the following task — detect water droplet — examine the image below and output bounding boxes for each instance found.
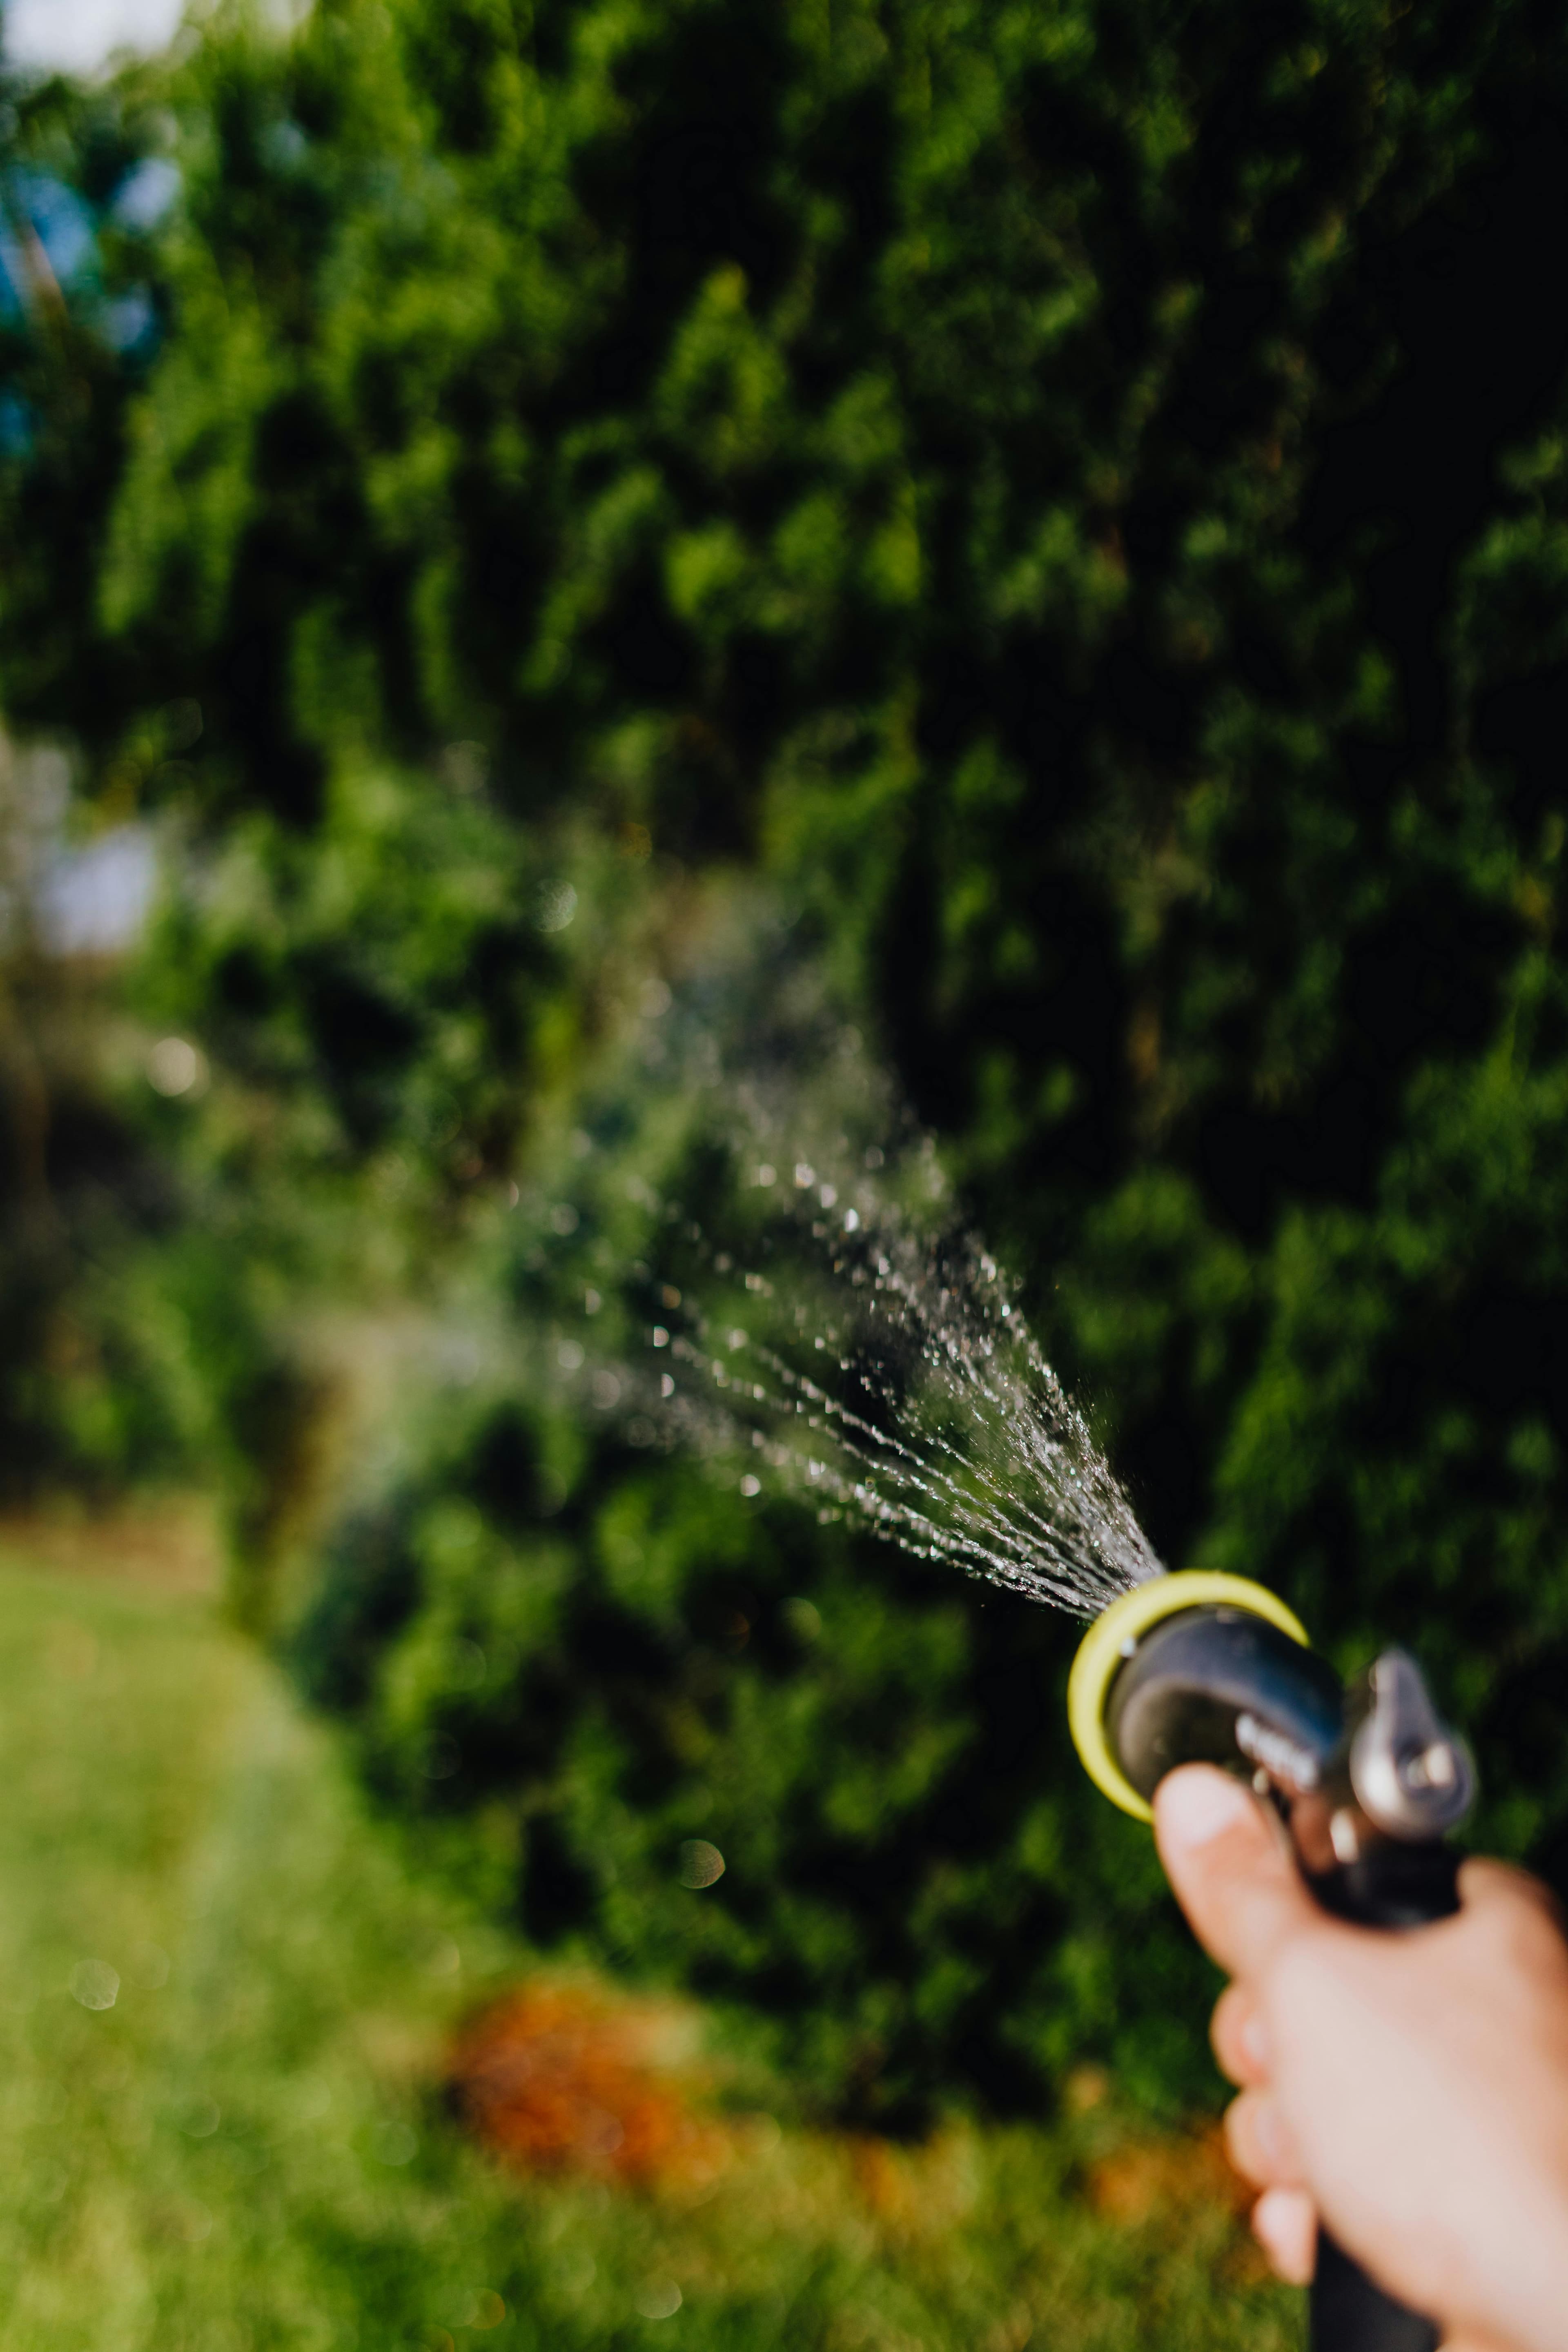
[147,1036,203,1096]
[69,1960,118,2011]
[677,1840,725,1889]
[535,880,577,932]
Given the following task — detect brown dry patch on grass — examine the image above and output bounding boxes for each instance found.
[0,1495,222,1594]
[451,1980,990,2253]
[448,1981,731,2192]
[848,2126,980,2244]
[450,1975,1271,2308]
[1088,2120,1250,2225]
[1088,2120,1271,2283]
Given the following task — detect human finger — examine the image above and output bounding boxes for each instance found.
[1458,1855,1566,1930]
[1154,1766,1321,1978]
[1224,2089,1302,2189]
[1252,2187,1316,2286]
[1211,1981,1268,2086]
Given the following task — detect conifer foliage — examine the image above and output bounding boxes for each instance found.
[14,0,1568,2117]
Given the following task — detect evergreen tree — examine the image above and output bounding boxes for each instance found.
[19,0,1568,2115]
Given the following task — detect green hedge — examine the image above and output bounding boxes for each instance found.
[24,0,1568,2117]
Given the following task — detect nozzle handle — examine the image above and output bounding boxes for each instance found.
[1305,1820,1460,2352]
[1312,2232,1439,2352]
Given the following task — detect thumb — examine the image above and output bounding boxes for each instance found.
[1154,1765,1320,1978]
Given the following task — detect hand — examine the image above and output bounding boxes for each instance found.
[1153,1765,1568,2352]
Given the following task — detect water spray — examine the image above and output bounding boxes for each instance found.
[1069,1568,1475,2352]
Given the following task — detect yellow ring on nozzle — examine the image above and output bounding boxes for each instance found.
[1067,1571,1311,1822]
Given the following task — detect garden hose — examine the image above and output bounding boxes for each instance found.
[1069,1570,1476,2352]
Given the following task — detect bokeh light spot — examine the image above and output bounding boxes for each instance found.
[677,1840,724,1889]
[69,1959,118,2010]
[147,1036,204,1096]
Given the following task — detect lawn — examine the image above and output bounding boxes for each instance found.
[0,1518,1298,2351]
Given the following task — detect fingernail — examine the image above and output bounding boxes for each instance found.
[1241,2011,1270,2072]
[1158,1768,1254,1848]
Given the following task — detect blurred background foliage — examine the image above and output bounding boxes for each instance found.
[4,0,1568,2140]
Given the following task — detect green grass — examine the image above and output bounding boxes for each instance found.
[0,1532,1299,2350]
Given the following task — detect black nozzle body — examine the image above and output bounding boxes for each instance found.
[1107,1605,1341,1803]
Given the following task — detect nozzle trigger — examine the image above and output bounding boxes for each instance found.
[1348,1649,1475,1841]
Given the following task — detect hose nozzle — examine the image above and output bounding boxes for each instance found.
[1067,1569,1474,1886]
